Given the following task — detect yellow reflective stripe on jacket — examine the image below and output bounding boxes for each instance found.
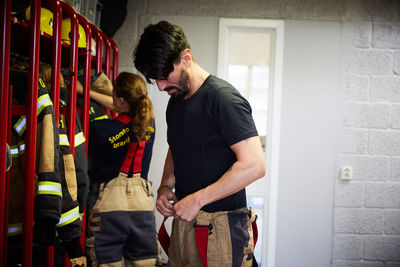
[93,114,108,120]
[12,94,52,136]
[37,94,52,115]
[37,181,62,197]
[11,142,25,158]
[59,134,70,146]
[75,132,86,147]
[19,142,25,154]
[80,212,84,220]
[8,223,23,236]
[13,116,26,136]
[57,206,79,228]
[10,145,19,158]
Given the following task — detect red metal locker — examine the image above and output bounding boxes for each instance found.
[1,0,119,265]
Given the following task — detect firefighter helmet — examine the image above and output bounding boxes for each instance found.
[25,7,54,36]
[61,18,87,48]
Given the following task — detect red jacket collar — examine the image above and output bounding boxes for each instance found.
[115,113,132,124]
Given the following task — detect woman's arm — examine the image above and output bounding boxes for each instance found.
[76,80,118,112]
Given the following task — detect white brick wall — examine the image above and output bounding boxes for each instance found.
[333,262,384,267]
[336,1,400,265]
[390,157,400,180]
[344,74,369,101]
[364,236,400,261]
[342,102,390,129]
[337,155,389,181]
[392,105,400,128]
[334,208,384,234]
[114,0,400,266]
[333,235,363,260]
[346,49,393,75]
[371,77,400,103]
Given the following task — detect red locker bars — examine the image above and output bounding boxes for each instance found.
[0,0,11,265]
[45,1,61,265]
[110,38,118,118]
[0,0,119,265]
[110,38,119,84]
[90,24,103,74]
[22,2,41,266]
[60,1,78,154]
[76,13,92,150]
[49,0,62,120]
[102,33,118,118]
[75,13,92,260]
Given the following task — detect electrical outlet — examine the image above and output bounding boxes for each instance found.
[341,166,352,180]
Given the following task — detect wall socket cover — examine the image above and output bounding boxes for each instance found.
[341,166,352,180]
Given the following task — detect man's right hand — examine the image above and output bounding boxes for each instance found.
[156,185,178,217]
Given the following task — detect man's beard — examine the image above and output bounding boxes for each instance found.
[168,70,190,99]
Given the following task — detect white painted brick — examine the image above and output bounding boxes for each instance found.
[282,0,345,20]
[116,40,135,72]
[365,182,400,208]
[342,102,390,129]
[339,128,369,154]
[371,77,400,103]
[393,51,400,75]
[344,0,397,21]
[334,208,383,234]
[384,210,400,235]
[127,0,147,14]
[117,67,135,76]
[346,49,392,75]
[390,157,400,181]
[114,0,148,42]
[373,23,400,49]
[364,235,400,261]
[335,181,364,207]
[369,130,400,155]
[332,261,384,267]
[342,21,372,48]
[344,74,369,101]
[337,155,389,181]
[146,0,346,19]
[392,105,400,129]
[113,17,137,42]
[333,235,363,260]
[147,0,281,18]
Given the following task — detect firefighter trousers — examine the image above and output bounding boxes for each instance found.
[167,207,257,267]
[86,173,160,266]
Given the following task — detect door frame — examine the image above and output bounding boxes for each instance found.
[217,18,284,267]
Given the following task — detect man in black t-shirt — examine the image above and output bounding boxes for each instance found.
[134,21,265,267]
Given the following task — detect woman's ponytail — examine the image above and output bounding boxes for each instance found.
[114,72,154,141]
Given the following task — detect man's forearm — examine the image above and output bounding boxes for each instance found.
[193,136,265,208]
[158,148,175,190]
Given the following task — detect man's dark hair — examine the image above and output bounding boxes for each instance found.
[133,21,190,83]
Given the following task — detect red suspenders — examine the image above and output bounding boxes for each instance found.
[119,140,146,174]
[116,114,146,175]
[158,216,170,256]
[194,224,210,267]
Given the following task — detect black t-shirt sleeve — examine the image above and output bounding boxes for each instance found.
[211,87,258,146]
